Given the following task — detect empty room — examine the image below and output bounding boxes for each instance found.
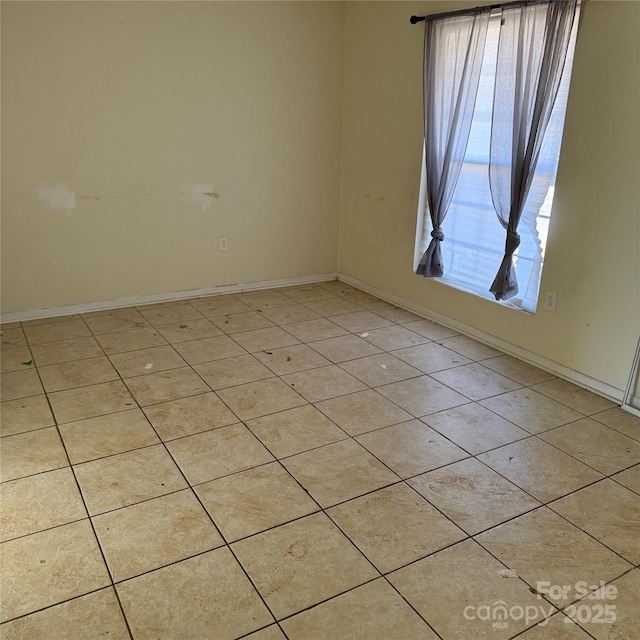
[1,0,639,638]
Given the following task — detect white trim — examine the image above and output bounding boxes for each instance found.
[337,273,624,403]
[2,268,624,405]
[1,273,338,323]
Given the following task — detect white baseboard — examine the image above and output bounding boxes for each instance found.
[338,273,624,403]
[1,273,338,324]
[2,269,624,404]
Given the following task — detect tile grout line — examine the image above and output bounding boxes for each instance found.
[8,320,136,639]
[2,282,637,635]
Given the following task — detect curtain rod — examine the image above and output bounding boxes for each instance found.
[410,0,557,24]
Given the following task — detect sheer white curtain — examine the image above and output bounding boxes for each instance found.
[415,4,581,313]
[415,9,491,277]
[489,0,581,301]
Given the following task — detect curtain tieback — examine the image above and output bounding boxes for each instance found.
[431,227,445,242]
[505,231,520,256]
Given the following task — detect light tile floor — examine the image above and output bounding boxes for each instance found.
[1,280,639,639]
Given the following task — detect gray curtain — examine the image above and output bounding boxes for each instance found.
[489,0,579,300]
[416,9,491,277]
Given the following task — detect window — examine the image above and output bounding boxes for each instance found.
[414,5,580,313]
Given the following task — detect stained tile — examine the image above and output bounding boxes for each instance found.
[236,290,292,309]
[281,579,438,640]
[93,490,223,581]
[231,513,377,619]
[138,304,204,326]
[0,588,129,640]
[0,467,86,542]
[142,392,238,441]
[314,389,412,436]
[328,484,464,573]
[30,336,103,366]
[388,539,543,640]
[23,319,91,345]
[124,367,209,406]
[259,304,321,325]
[282,365,366,403]
[307,334,382,363]
[195,462,318,541]
[376,376,468,417]
[282,439,399,507]
[1,328,27,349]
[539,418,639,474]
[109,344,186,377]
[409,458,540,535]
[279,285,335,303]
[476,508,632,601]
[1,347,34,373]
[422,403,528,455]
[48,380,136,423]
[254,344,331,375]
[340,292,384,307]
[592,407,640,442]
[478,437,603,502]
[481,355,556,385]
[356,420,468,478]
[1,369,43,401]
[81,305,138,320]
[211,311,274,334]
[74,445,187,515]
[82,308,149,335]
[243,626,287,640]
[303,297,361,317]
[190,295,252,317]
[480,388,583,434]
[549,479,640,563]
[372,306,423,324]
[155,318,222,344]
[0,322,22,330]
[0,395,54,438]
[402,319,459,340]
[246,405,346,458]
[612,464,640,494]
[0,428,68,483]
[437,335,502,360]
[172,335,246,365]
[217,378,306,421]
[517,613,593,639]
[531,378,616,415]
[117,547,273,640]
[430,363,522,401]
[360,325,427,351]
[573,568,640,640]
[340,354,422,387]
[38,356,118,392]
[330,311,394,333]
[96,327,167,355]
[0,520,110,623]
[391,342,472,373]
[284,318,349,342]
[166,423,274,485]
[316,281,360,296]
[59,409,159,464]
[194,355,273,390]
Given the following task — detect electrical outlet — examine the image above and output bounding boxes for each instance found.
[218,236,228,252]
[544,291,557,312]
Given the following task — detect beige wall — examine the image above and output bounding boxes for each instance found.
[2,1,638,392]
[338,0,640,391]
[1,1,344,311]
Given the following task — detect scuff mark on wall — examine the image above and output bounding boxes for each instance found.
[35,183,76,215]
[181,183,220,211]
